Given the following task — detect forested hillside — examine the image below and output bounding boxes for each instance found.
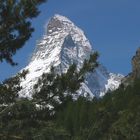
[0,63,140,139]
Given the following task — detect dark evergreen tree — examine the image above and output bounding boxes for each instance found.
[0,53,99,139]
[0,51,140,140]
[55,78,140,140]
[0,0,47,65]
[0,70,28,115]
[33,52,99,112]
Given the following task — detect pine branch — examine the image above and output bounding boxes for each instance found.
[0,134,23,139]
[0,103,13,115]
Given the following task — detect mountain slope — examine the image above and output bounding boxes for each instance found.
[20,14,123,98]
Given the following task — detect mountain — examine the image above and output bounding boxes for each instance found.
[19,14,123,98]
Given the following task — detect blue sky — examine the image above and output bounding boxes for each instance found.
[1,0,140,81]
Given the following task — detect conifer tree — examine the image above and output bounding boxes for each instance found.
[0,70,28,113]
[0,0,47,65]
[33,52,99,112]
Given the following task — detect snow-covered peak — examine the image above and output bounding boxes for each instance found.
[19,14,123,98]
[53,14,73,23]
[31,14,92,64]
[46,14,74,34]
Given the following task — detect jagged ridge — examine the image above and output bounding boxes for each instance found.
[19,14,123,98]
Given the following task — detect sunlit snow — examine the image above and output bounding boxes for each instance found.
[19,14,123,98]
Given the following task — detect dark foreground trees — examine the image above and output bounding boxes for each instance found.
[55,79,140,140]
[0,51,140,140]
[0,51,140,139]
[0,0,47,65]
[0,53,100,139]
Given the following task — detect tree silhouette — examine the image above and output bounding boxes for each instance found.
[0,0,47,65]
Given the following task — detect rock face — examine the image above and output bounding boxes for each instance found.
[19,14,123,98]
[132,47,140,79]
[122,47,140,86]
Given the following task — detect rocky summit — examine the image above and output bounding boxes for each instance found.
[19,14,123,98]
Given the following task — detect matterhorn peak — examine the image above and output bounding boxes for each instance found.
[46,14,74,34]
[19,14,123,98]
[52,14,73,23]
